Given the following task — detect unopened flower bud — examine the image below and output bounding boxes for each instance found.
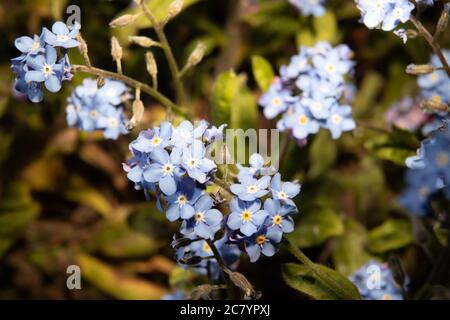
[167,0,183,20]
[420,95,450,113]
[97,76,105,88]
[171,237,194,249]
[145,51,158,78]
[187,42,206,68]
[130,99,145,126]
[406,64,435,75]
[111,36,123,61]
[109,14,136,28]
[128,36,159,48]
[436,4,450,35]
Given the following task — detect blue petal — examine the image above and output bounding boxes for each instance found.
[159,175,177,195]
[204,209,222,226]
[241,222,257,236]
[227,212,243,230]
[25,71,45,83]
[44,75,61,92]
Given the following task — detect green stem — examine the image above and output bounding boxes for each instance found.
[71,64,188,118]
[410,15,450,78]
[283,237,358,300]
[140,2,187,105]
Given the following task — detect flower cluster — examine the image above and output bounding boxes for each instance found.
[66,78,129,140]
[259,42,356,142]
[349,260,405,300]
[417,51,450,105]
[288,0,326,17]
[227,154,301,262]
[398,123,450,216]
[11,21,80,103]
[355,0,415,31]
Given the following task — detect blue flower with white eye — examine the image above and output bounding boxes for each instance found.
[204,124,227,143]
[14,34,45,57]
[296,74,344,99]
[356,0,415,31]
[270,173,301,207]
[171,120,208,147]
[288,0,326,17]
[97,105,128,140]
[227,198,268,236]
[65,78,130,139]
[181,140,217,184]
[43,21,80,48]
[284,104,320,140]
[280,50,311,80]
[258,81,293,120]
[143,147,184,196]
[25,46,63,93]
[131,122,173,153]
[96,79,128,105]
[325,104,356,139]
[236,153,269,180]
[180,195,223,239]
[302,96,334,120]
[263,199,296,239]
[244,226,281,263]
[166,179,203,221]
[312,47,354,84]
[423,133,450,182]
[349,260,405,300]
[230,175,271,201]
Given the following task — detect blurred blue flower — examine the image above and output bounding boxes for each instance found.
[284,104,320,140]
[259,81,292,120]
[288,0,326,17]
[325,104,356,139]
[356,0,415,31]
[227,198,268,236]
[14,34,45,56]
[97,105,129,140]
[349,260,405,300]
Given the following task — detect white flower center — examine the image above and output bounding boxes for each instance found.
[246,185,259,194]
[312,102,322,111]
[56,34,70,42]
[42,63,54,77]
[162,162,174,176]
[195,211,205,222]
[89,110,99,119]
[272,97,282,107]
[298,114,309,125]
[393,8,403,19]
[277,191,287,199]
[151,136,162,146]
[326,63,336,74]
[31,41,40,51]
[177,195,187,206]
[108,117,119,128]
[186,158,199,169]
[331,114,342,124]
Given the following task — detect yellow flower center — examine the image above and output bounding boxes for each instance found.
[163,163,173,175]
[272,97,282,107]
[108,117,119,128]
[195,211,204,222]
[272,215,283,225]
[151,137,162,146]
[31,41,40,51]
[89,110,98,119]
[42,63,54,76]
[242,210,253,222]
[56,34,70,42]
[202,242,212,253]
[382,294,393,300]
[277,191,287,199]
[430,72,439,82]
[298,115,309,125]
[256,235,266,245]
[436,152,449,167]
[331,114,342,124]
[326,63,336,74]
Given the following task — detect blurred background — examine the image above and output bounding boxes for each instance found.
[0,0,449,299]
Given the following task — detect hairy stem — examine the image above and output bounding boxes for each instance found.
[139,2,187,104]
[71,64,188,117]
[283,237,358,300]
[410,15,450,78]
[206,239,237,299]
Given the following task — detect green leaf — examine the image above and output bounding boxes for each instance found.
[211,70,238,126]
[364,127,419,165]
[282,263,361,300]
[77,254,167,299]
[286,208,344,248]
[64,184,112,218]
[92,222,159,259]
[367,219,415,254]
[314,11,338,44]
[353,71,384,118]
[308,130,337,179]
[333,219,373,276]
[251,55,275,92]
